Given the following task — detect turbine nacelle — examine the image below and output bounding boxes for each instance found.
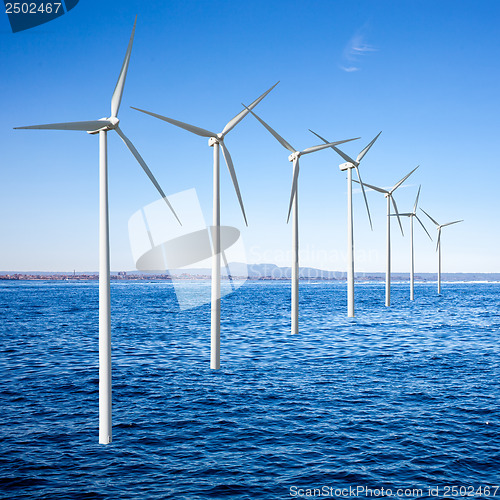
[288,151,300,162]
[339,161,357,171]
[87,116,120,135]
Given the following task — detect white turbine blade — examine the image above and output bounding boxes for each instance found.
[287,158,300,223]
[308,129,357,164]
[300,137,359,155]
[390,213,412,216]
[131,107,217,138]
[441,219,463,228]
[353,179,389,194]
[115,126,181,225]
[242,104,296,153]
[221,82,279,136]
[219,141,248,226]
[415,214,433,240]
[391,196,404,236]
[14,120,112,131]
[420,208,440,227]
[111,16,137,118]
[354,165,373,230]
[356,131,382,163]
[221,249,236,292]
[413,185,421,214]
[436,227,441,251]
[390,165,419,193]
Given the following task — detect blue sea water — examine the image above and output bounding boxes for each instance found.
[0,280,498,499]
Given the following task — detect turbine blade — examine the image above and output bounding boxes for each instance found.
[242,104,296,153]
[354,165,373,230]
[221,82,279,136]
[300,137,359,155]
[390,213,412,216]
[14,120,112,131]
[413,185,421,213]
[308,129,356,164]
[221,249,236,293]
[420,208,440,227]
[356,131,382,163]
[111,16,137,117]
[287,158,300,223]
[131,107,217,138]
[436,228,441,251]
[390,165,419,193]
[115,126,181,225]
[441,219,464,228]
[353,179,389,194]
[415,214,433,240]
[219,141,248,226]
[391,196,404,236]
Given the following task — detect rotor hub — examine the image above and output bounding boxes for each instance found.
[208,136,222,147]
[288,151,300,162]
[87,117,119,135]
[107,116,119,129]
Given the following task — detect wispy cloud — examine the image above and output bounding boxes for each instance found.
[340,30,377,72]
[340,66,360,73]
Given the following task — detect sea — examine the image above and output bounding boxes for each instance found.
[0,280,498,499]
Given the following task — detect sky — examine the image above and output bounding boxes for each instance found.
[1,0,499,273]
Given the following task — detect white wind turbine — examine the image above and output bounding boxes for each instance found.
[309,130,381,317]
[243,106,358,334]
[357,166,419,307]
[132,83,278,369]
[421,209,463,294]
[14,17,179,445]
[391,186,432,300]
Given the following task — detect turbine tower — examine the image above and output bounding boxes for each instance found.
[132,83,278,369]
[14,17,179,445]
[309,130,381,317]
[357,166,419,306]
[244,106,358,334]
[391,186,432,300]
[421,209,463,294]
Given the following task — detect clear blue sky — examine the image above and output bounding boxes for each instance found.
[1,0,499,273]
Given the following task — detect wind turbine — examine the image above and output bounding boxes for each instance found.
[243,106,358,334]
[357,166,419,307]
[131,83,278,369]
[309,130,381,317]
[391,186,432,300]
[14,17,179,445]
[421,209,463,294]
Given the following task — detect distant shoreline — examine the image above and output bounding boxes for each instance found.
[1,272,499,283]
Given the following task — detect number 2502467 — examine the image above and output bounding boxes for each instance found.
[5,3,62,14]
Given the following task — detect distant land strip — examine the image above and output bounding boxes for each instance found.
[1,264,499,282]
